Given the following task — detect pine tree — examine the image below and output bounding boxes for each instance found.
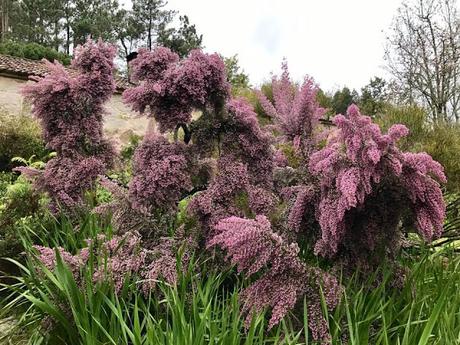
[157,15,203,57]
[131,0,175,51]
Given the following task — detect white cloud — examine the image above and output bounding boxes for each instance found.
[122,0,402,91]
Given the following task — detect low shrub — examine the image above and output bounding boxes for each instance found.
[0,175,51,267]
[376,105,460,193]
[0,41,71,65]
[0,111,46,171]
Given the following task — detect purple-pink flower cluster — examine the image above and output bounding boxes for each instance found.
[35,231,185,296]
[209,215,340,342]
[123,47,230,132]
[224,98,274,187]
[188,157,274,239]
[21,39,116,210]
[309,105,446,258]
[129,133,192,214]
[256,62,325,154]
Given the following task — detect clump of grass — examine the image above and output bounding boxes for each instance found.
[1,214,460,344]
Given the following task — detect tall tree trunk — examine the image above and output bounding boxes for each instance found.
[0,0,9,41]
[148,7,152,50]
[65,9,70,54]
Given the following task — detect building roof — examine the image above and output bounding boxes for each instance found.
[0,54,132,93]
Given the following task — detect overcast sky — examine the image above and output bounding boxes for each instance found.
[122,0,403,91]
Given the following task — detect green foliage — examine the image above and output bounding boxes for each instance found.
[278,143,300,168]
[114,8,145,60]
[358,77,388,117]
[0,111,47,172]
[8,0,64,49]
[422,123,460,193]
[0,40,71,65]
[325,247,460,345]
[376,105,460,192]
[375,105,428,151]
[119,133,142,162]
[331,87,358,115]
[108,133,142,186]
[72,0,120,47]
[0,175,51,265]
[130,0,176,51]
[222,54,250,92]
[316,88,334,118]
[157,15,203,58]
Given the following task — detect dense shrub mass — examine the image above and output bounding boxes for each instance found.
[0,41,71,65]
[309,105,446,264]
[16,41,447,342]
[256,61,324,156]
[19,39,116,211]
[129,132,192,214]
[124,47,229,132]
[0,111,46,171]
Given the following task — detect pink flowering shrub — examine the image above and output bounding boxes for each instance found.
[209,215,340,342]
[34,230,188,296]
[129,133,192,214]
[188,157,274,239]
[122,47,275,234]
[223,98,274,187]
[123,47,230,132]
[19,39,116,210]
[308,105,446,262]
[28,42,447,342]
[256,61,325,154]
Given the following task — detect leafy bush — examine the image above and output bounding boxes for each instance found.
[0,175,51,266]
[376,105,460,192]
[375,104,428,151]
[421,123,460,193]
[0,111,46,171]
[0,40,71,65]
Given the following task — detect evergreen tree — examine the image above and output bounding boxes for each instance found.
[0,0,14,41]
[222,54,249,89]
[157,15,202,57]
[131,0,175,51]
[359,77,388,117]
[9,0,54,45]
[114,8,144,61]
[72,0,119,46]
[331,87,358,115]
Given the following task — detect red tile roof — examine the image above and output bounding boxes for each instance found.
[0,54,132,92]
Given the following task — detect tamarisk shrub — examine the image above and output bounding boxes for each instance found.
[129,132,192,214]
[256,61,325,155]
[121,49,342,339]
[34,230,187,295]
[123,47,274,234]
[308,105,446,264]
[19,39,116,210]
[209,215,340,342]
[123,47,230,132]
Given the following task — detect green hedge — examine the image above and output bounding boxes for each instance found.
[0,41,71,65]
